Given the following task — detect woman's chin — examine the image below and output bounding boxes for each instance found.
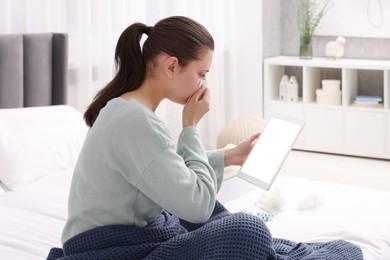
[169,97,187,105]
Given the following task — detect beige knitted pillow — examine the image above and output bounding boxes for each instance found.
[217,115,266,149]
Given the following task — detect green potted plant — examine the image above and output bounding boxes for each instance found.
[297,0,332,59]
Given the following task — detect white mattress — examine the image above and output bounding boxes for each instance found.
[0,168,73,260]
[224,177,390,260]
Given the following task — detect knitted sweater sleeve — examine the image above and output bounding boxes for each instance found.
[205,150,225,191]
[108,114,224,223]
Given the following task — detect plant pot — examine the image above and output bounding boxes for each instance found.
[299,35,312,59]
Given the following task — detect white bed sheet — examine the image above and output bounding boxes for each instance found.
[0,168,73,260]
[224,177,390,260]
[0,182,11,196]
[0,183,5,195]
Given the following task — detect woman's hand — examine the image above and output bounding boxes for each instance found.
[224,132,260,167]
[182,85,210,128]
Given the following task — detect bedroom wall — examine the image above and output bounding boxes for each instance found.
[235,0,263,118]
[280,0,390,59]
[262,0,390,97]
[262,0,281,59]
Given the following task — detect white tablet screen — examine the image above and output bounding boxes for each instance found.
[240,116,303,187]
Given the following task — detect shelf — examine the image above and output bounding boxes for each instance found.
[264,56,389,111]
[268,99,385,112]
[264,56,390,160]
[265,56,390,70]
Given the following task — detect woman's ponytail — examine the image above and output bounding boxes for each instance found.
[84,23,148,127]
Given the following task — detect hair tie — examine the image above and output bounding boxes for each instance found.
[144,26,154,36]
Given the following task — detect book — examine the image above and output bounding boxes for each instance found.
[353,95,383,107]
[351,100,383,108]
[355,95,383,102]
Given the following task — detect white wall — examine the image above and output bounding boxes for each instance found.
[316,0,390,39]
[235,0,263,118]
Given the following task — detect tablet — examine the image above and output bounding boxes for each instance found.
[237,114,304,190]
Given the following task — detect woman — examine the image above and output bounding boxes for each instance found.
[48,15,363,260]
[55,15,267,256]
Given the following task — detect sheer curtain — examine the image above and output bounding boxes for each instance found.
[0,0,243,149]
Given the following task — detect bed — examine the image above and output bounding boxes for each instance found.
[0,34,389,260]
[0,32,80,259]
[218,173,390,260]
[1,106,389,259]
[0,105,88,259]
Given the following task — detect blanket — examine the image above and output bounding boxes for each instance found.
[48,202,362,259]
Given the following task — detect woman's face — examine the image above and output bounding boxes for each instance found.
[168,49,213,105]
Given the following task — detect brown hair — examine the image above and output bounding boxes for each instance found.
[84,16,214,127]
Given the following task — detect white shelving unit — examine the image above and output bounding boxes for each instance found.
[264,56,390,159]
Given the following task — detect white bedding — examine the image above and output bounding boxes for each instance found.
[1,170,389,260]
[0,168,73,260]
[224,177,390,260]
[0,183,6,194]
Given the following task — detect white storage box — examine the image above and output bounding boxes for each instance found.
[316,89,341,105]
[322,79,341,92]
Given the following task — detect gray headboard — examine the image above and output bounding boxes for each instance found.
[0,33,68,108]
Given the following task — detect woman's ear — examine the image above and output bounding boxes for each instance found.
[165,56,179,79]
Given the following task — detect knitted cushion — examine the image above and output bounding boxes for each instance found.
[217,115,266,149]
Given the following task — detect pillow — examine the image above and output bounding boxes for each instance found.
[0,105,88,190]
[217,115,266,149]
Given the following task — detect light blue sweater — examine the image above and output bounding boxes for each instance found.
[61,98,225,243]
